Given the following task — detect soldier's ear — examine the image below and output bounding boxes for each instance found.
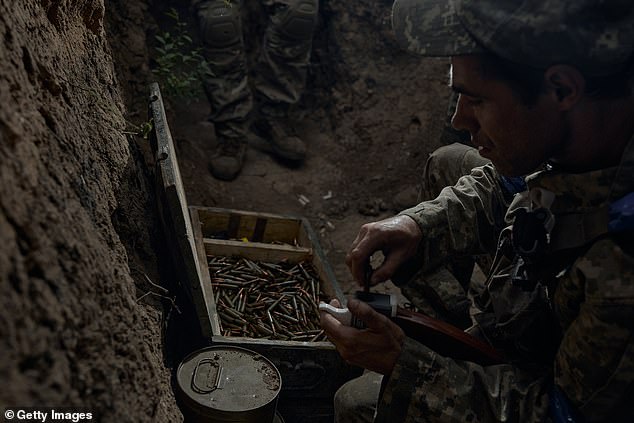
[544,65,586,111]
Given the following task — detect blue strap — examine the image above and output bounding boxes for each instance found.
[549,385,583,423]
[609,192,634,232]
[500,175,527,196]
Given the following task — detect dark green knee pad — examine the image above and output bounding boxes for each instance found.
[277,0,319,40]
[197,0,243,47]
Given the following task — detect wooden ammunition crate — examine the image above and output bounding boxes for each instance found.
[148,83,357,421]
[190,206,343,337]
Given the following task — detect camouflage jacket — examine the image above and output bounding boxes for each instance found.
[384,137,634,422]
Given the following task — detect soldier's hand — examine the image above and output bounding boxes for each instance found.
[345,215,422,287]
[320,298,405,375]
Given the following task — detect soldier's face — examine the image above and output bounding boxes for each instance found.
[450,56,566,176]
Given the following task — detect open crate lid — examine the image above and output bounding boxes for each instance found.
[148,82,219,335]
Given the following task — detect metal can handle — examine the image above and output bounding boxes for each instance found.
[191,358,223,394]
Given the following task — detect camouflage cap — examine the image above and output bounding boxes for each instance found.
[392,0,634,76]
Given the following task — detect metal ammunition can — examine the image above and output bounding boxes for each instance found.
[176,346,283,422]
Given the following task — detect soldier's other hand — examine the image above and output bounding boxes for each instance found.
[320,298,405,375]
[346,215,422,287]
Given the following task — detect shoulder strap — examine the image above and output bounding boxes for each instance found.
[548,191,634,252]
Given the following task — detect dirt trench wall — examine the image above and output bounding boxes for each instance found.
[0,0,179,420]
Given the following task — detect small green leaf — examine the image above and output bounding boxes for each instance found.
[166,8,178,20]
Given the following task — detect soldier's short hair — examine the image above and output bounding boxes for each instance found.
[478,53,634,106]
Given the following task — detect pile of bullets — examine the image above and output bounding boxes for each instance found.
[208,255,328,342]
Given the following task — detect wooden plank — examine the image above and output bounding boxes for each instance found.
[195,206,303,245]
[190,207,221,336]
[211,335,335,350]
[300,218,343,301]
[297,222,312,249]
[203,238,312,263]
[148,82,213,335]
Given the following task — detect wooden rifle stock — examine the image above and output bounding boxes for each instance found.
[394,307,504,366]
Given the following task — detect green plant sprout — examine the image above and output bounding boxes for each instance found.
[122,118,154,140]
[152,8,211,99]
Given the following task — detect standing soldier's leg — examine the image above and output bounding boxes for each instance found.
[196,0,252,180]
[251,0,319,162]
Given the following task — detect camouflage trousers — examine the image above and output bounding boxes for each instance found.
[334,371,383,423]
[195,0,318,138]
[334,144,490,422]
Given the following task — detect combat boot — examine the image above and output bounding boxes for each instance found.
[251,116,307,162]
[209,136,246,181]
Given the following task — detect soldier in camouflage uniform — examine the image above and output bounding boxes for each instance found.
[194,0,318,180]
[403,143,529,327]
[399,143,491,327]
[321,0,634,421]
